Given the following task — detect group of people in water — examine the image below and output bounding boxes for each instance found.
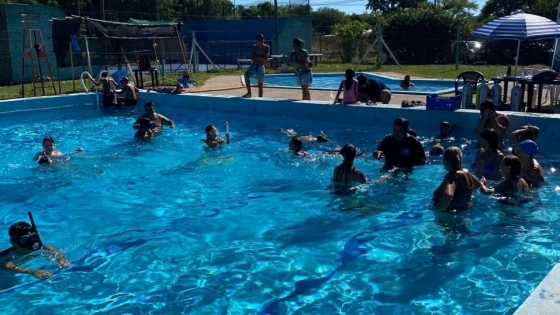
[3,92,548,280]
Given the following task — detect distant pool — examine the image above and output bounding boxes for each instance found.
[254,72,459,95]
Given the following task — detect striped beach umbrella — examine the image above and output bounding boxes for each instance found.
[473,13,560,74]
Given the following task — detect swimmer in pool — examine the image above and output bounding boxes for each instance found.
[471,128,504,175]
[432,146,492,212]
[437,121,456,140]
[202,125,230,147]
[513,140,544,186]
[332,144,367,185]
[289,136,308,156]
[429,143,444,156]
[1,221,70,279]
[32,136,63,165]
[280,128,329,143]
[134,117,154,139]
[480,155,529,205]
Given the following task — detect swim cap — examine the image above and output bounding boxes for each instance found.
[518,140,538,157]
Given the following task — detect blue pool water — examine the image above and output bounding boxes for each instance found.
[260,72,459,95]
[1,96,560,314]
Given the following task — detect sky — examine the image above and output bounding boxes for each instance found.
[238,0,487,15]
[307,0,487,15]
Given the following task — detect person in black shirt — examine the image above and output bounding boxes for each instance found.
[373,118,425,170]
[356,74,392,104]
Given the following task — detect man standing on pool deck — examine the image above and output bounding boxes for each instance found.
[133,101,175,133]
[243,33,270,98]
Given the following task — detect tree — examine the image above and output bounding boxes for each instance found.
[366,0,428,14]
[379,6,472,64]
[440,0,477,19]
[311,7,349,34]
[332,20,370,62]
[479,0,530,21]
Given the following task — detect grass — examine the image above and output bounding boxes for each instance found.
[0,62,548,100]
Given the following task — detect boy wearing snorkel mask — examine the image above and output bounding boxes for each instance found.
[1,221,70,279]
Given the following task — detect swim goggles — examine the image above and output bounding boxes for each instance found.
[10,233,41,248]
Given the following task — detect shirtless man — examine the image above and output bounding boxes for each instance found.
[475,99,509,145]
[133,101,175,133]
[243,33,270,98]
[117,77,139,108]
[90,71,117,107]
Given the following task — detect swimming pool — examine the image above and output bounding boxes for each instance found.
[1,92,559,314]
[253,72,460,95]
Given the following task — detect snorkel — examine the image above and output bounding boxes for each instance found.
[27,212,43,249]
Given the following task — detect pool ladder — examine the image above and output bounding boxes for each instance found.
[80,71,100,110]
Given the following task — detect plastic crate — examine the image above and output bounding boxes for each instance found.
[426,94,462,111]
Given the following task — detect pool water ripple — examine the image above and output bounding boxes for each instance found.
[1,108,560,314]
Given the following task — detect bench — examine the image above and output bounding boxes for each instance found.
[237,58,274,70]
[237,59,252,70]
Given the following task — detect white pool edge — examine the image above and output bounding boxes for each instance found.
[513,262,560,315]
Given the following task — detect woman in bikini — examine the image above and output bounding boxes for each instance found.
[332,144,367,185]
[432,146,492,212]
[514,140,544,186]
[471,128,504,176]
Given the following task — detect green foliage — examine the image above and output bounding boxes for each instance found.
[332,20,370,63]
[311,7,349,34]
[379,6,472,64]
[366,0,428,14]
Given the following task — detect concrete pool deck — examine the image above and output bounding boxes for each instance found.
[185,73,560,112]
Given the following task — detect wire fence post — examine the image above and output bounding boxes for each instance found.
[455,26,461,70]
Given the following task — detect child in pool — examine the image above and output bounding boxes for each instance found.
[289,136,308,156]
[399,75,415,89]
[480,155,530,205]
[202,125,230,147]
[0,221,70,279]
[32,136,64,165]
[134,117,154,139]
[280,128,329,143]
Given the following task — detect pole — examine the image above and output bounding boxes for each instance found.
[156,0,160,20]
[77,0,80,16]
[455,26,460,70]
[377,29,382,60]
[274,0,279,55]
[514,40,521,77]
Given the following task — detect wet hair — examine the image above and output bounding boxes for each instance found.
[518,125,540,142]
[345,69,355,78]
[256,33,264,40]
[293,38,304,47]
[480,99,496,112]
[8,222,33,238]
[42,136,55,145]
[480,128,500,149]
[430,143,444,156]
[205,125,218,133]
[144,101,155,108]
[404,75,411,80]
[316,134,328,143]
[339,143,357,160]
[502,155,522,178]
[121,77,129,83]
[440,121,450,130]
[290,136,303,152]
[443,146,464,172]
[393,118,409,129]
[101,71,108,78]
